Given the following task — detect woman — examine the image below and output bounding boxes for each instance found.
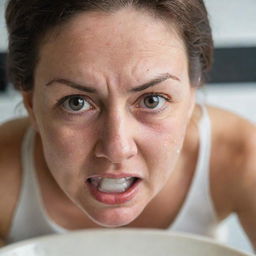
[0,0,255,248]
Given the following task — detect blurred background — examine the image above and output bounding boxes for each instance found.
[0,0,255,253]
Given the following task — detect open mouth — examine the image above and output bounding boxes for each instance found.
[87,177,140,194]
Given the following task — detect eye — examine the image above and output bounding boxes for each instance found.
[138,93,171,110]
[61,95,92,113]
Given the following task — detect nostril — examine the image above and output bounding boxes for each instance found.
[94,141,137,163]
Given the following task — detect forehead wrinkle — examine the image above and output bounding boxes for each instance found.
[36,7,189,99]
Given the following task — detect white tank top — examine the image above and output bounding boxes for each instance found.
[6,104,227,244]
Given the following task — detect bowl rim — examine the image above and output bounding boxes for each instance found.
[0,229,254,256]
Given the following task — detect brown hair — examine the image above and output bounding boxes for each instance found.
[5,0,213,91]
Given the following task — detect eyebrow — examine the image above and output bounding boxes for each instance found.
[45,73,180,93]
[130,73,180,92]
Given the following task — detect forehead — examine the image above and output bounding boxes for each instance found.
[37,7,187,82]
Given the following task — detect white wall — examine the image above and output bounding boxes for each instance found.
[205,0,256,47]
[0,0,8,51]
[0,0,256,51]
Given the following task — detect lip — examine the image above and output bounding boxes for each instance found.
[87,173,142,180]
[86,176,142,205]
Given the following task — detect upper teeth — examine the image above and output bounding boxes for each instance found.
[89,177,136,193]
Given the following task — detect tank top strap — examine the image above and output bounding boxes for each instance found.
[7,127,66,244]
[196,103,212,191]
[170,103,219,237]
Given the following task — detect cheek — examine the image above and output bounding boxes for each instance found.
[32,95,94,170]
[140,115,188,181]
[39,123,96,179]
[39,125,98,199]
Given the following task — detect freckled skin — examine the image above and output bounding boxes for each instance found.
[24,7,196,227]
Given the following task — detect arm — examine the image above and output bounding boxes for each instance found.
[0,119,29,248]
[0,238,5,247]
[231,122,256,249]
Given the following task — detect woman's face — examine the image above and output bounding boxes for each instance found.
[24,7,195,227]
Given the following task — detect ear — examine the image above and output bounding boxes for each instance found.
[22,91,39,132]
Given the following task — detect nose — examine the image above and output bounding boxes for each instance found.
[94,110,138,164]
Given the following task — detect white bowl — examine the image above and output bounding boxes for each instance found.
[0,229,254,256]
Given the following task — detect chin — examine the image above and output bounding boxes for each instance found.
[85,204,144,228]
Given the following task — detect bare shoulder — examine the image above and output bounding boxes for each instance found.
[0,117,30,240]
[208,105,255,137]
[0,117,30,162]
[206,105,256,220]
[208,105,255,163]
[0,238,5,247]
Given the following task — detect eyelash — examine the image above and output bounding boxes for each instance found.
[56,94,94,117]
[136,92,172,113]
[56,92,172,115]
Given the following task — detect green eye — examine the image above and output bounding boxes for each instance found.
[140,94,168,110]
[62,95,91,112]
[143,95,161,109]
